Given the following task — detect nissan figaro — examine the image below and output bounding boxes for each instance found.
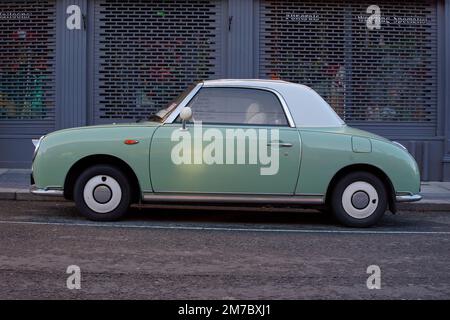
[31,79,421,227]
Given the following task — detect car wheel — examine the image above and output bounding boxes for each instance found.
[330,171,387,227]
[74,165,131,221]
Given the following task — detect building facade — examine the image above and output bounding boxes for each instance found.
[1,0,449,180]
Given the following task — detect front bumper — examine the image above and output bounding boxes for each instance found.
[396,193,422,202]
[30,185,64,197]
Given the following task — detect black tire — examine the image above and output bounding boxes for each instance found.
[330,171,387,227]
[73,164,131,221]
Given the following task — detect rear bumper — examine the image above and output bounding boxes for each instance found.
[30,185,64,197]
[396,193,422,202]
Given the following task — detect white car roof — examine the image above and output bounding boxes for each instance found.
[202,79,345,127]
[203,79,292,87]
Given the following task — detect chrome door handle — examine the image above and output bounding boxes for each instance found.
[279,143,293,147]
[267,141,293,148]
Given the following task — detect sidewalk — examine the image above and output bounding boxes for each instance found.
[0,168,449,211]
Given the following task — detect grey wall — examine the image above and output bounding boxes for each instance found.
[226,0,260,78]
[56,0,88,129]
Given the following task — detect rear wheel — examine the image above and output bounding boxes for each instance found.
[74,165,131,221]
[330,171,387,227]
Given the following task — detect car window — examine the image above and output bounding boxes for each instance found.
[176,87,288,126]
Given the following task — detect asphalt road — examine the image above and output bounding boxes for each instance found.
[0,200,449,299]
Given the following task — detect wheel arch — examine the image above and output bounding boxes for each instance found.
[325,163,396,213]
[64,154,141,203]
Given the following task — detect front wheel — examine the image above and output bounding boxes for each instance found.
[74,165,131,221]
[330,171,387,227]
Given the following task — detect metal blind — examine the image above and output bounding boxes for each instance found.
[260,0,437,124]
[94,0,222,122]
[0,0,56,122]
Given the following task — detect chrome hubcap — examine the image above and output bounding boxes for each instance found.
[83,175,122,213]
[351,191,370,209]
[342,181,379,219]
[93,185,112,204]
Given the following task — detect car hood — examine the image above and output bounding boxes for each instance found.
[45,121,161,136]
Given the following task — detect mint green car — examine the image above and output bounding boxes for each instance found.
[31,80,421,227]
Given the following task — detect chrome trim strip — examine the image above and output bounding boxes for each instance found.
[396,194,422,202]
[165,83,203,124]
[32,135,45,162]
[392,141,408,151]
[30,185,64,197]
[270,88,296,128]
[142,193,324,204]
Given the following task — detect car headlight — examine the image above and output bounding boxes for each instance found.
[32,136,44,161]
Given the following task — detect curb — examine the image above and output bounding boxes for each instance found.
[0,188,449,211]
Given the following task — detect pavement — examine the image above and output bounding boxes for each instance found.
[0,168,449,211]
[0,199,449,299]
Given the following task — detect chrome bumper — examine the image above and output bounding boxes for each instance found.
[30,185,64,197]
[395,193,422,202]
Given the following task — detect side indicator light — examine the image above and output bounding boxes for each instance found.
[124,139,139,145]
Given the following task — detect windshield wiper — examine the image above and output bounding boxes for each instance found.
[135,114,162,123]
[147,113,163,122]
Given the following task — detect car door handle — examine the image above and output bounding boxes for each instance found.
[267,141,293,148]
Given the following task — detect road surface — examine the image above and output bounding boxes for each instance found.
[0,200,449,299]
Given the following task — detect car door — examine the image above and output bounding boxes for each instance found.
[149,86,301,194]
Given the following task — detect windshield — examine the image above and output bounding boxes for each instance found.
[149,84,196,122]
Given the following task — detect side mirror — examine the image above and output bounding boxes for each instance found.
[180,107,193,130]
